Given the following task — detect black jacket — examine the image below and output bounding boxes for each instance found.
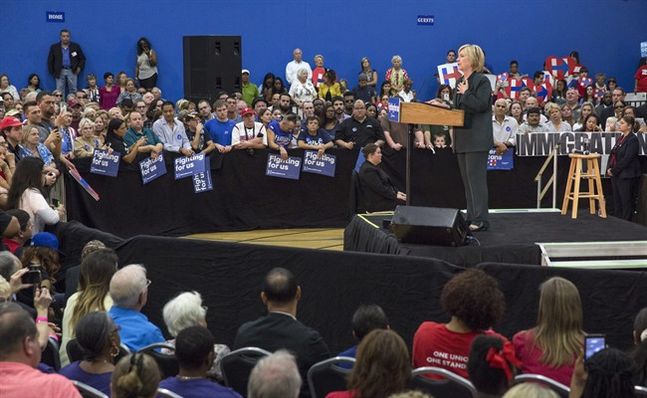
[233,312,330,397]
[358,161,397,212]
[453,72,494,153]
[610,132,641,179]
[47,42,86,77]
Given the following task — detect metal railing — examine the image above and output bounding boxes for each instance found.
[534,144,560,209]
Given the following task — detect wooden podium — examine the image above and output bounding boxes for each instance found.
[393,101,465,204]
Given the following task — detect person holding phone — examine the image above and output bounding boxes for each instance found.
[135,37,158,89]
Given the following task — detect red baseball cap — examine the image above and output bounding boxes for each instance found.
[241,107,255,117]
[0,116,23,131]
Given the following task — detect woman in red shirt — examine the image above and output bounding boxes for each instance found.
[513,277,584,386]
[635,57,647,93]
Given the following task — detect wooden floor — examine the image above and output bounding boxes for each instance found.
[187,228,345,251]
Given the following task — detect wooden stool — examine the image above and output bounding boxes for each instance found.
[561,153,607,219]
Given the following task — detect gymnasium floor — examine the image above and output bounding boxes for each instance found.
[187,228,345,251]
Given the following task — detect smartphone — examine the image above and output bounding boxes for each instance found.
[52,199,60,207]
[21,268,42,285]
[584,334,606,360]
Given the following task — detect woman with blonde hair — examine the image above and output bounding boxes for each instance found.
[513,277,584,385]
[326,329,411,398]
[74,118,105,158]
[502,383,558,398]
[545,102,571,132]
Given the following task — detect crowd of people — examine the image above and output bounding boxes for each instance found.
[1,252,647,398]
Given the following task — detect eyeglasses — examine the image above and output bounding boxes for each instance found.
[615,106,624,109]
[54,94,62,97]
[145,279,151,288]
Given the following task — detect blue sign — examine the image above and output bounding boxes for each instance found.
[266,154,301,180]
[302,151,336,177]
[192,157,213,193]
[487,148,514,170]
[46,11,65,23]
[354,151,366,173]
[417,15,434,25]
[387,97,401,122]
[174,153,205,180]
[90,149,120,177]
[139,154,167,184]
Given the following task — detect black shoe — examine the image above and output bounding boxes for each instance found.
[469,222,488,232]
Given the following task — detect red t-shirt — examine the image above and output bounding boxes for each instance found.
[513,329,575,386]
[312,66,326,88]
[635,65,647,93]
[326,390,355,398]
[2,238,21,254]
[412,321,508,379]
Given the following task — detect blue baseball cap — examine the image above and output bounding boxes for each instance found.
[30,232,59,250]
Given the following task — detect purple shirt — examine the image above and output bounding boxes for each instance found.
[59,361,112,396]
[159,377,242,398]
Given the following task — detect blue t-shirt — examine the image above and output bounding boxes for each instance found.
[268,120,293,149]
[204,118,236,146]
[60,361,112,396]
[108,306,165,352]
[298,129,332,146]
[159,377,242,398]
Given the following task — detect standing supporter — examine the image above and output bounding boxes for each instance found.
[360,57,378,87]
[319,70,343,102]
[267,113,297,160]
[105,118,145,164]
[634,57,647,93]
[600,87,625,127]
[241,69,259,106]
[57,110,76,157]
[0,75,19,101]
[508,60,522,78]
[204,99,236,154]
[261,73,275,102]
[124,111,163,159]
[412,268,507,379]
[111,353,160,398]
[289,68,318,109]
[577,114,602,132]
[545,102,572,132]
[560,103,576,127]
[581,85,596,105]
[385,55,409,93]
[116,72,128,94]
[225,96,239,122]
[513,277,584,386]
[551,79,568,105]
[0,303,82,398]
[608,115,641,220]
[252,98,268,119]
[398,79,416,102]
[326,330,410,398]
[311,55,326,88]
[272,77,287,97]
[0,115,25,161]
[2,209,31,258]
[277,93,294,117]
[108,264,165,352]
[7,158,62,234]
[73,118,103,158]
[99,73,120,110]
[297,116,333,155]
[492,98,518,152]
[1,91,15,112]
[84,73,100,103]
[259,108,273,130]
[24,73,42,95]
[152,101,193,156]
[182,112,210,153]
[518,108,546,134]
[343,91,356,117]
[232,108,267,150]
[248,351,302,398]
[320,105,339,138]
[353,73,377,105]
[572,102,595,131]
[59,312,120,396]
[135,37,158,89]
[0,129,16,195]
[285,48,312,86]
[508,101,524,127]
[47,29,86,99]
[335,100,385,149]
[197,99,214,123]
[468,335,521,398]
[116,78,142,106]
[60,248,118,366]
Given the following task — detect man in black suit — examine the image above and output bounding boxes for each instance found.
[233,268,329,397]
[47,29,86,99]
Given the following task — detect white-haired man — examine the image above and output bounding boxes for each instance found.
[492,98,518,153]
[248,350,302,398]
[285,48,312,85]
[108,264,164,351]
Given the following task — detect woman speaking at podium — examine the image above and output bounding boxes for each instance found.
[452,44,493,232]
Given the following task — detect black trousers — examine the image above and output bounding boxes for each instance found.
[456,151,489,225]
[138,73,158,89]
[612,176,639,220]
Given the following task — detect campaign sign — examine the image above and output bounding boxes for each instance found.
[139,154,167,184]
[354,151,366,173]
[174,153,205,180]
[90,149,120,177]
[487,148,514,170]
[387,97,401,122]
[266,154,301,180]
[302,150,336,177]
[192,157,213,193]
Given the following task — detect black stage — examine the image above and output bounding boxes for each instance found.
[344,211,647,266]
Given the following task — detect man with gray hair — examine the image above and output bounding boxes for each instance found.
[285,48,312,85]
[248,350,301,398]
[108,264,164,351]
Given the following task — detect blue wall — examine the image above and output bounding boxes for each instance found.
[2,0,646,101]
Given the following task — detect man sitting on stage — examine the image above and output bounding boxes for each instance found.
[335,100,385,150]
[233,267,329,397]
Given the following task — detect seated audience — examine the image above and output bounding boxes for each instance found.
[468,335,521,398]
[59,312,120,396]
[492,98,518,152]
[105,118,145,164]
[108,264,164,351]
[73,117,104,158]
[335,100,385,149]
[60,248,118,366]
[561,103,576,127]
[545,102,572,132]
[518,108,546,134]
[248,350,302,398]
[297,116,333,155]
[159,326,241,398]
[513,277,584,386]
[398,79,415,102]
[3,209,31,258]
[339,304,389,359]
[0,303,82,398]
[182,112,210,153]
[234,267,330,396]
[204,99,236,154]
[152,101,193,156]
[232,108,267,150]
[7,157,63,234]
[111,353,160,398]
[116,78,142,106]
[326,329,410,398]
[502,383,558,398]
[267,113,298,160]
[413,268,507,379]
[352,73,377,105]
[569,348,636,398]
[123,111,163,159]
[572,102,595,131]
[358,143,406,212]
[577,114,602,132]
[162,291,230,380]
